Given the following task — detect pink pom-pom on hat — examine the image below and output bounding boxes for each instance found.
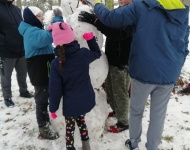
[48,22,75,46]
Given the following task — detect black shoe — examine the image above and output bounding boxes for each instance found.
[107,122,129,133]
[38,122,59,140]
[125,139,139,150]
[4,98,15,107]
[20,91,34,98]
[178,87,190,95]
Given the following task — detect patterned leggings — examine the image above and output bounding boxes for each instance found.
[65,115,89,150]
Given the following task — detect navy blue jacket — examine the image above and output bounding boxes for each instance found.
[0,0,24,58]
[94,0,189,84]
[94,19,133,68]
[49,38,101,117]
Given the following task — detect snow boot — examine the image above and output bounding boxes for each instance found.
[107,111,116,118]
[107,122,129,133]
[178,87,190,95]
[125,139,139,150]
[4,98,15,107]
[38,122,59,140]
[20,91,34,98]
[82,139,91,150]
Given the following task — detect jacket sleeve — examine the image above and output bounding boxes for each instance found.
[94,19,134,41]
[82,37,101,63]
[51,15,64,24]
[30,28,53,48]
[49,61,63,113]
[94,3,136,28]
[184,25,190,58]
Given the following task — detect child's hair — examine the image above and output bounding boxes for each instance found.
[57,45,65,71]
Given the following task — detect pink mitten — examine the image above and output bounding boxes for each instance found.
[50,112,57,120]
[47,25,52,31]
[82,32,94,41]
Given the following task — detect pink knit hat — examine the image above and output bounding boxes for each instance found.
[47,22,75,46]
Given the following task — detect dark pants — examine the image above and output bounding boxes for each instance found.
[34,85,49,127]
[0,57,28,99]
[65,115,89,150]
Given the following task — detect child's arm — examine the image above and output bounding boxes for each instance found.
[49,60,63,113]
[51,8,64,24]
[82,32,101,62]
[95,19,134,41]
[78,11,134,41]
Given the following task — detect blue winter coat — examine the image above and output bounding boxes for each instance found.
[18,21,55,86]
[18,21,54,58]
[49,38,101,117]
[94,0,189,84]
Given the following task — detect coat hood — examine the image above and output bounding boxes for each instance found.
[54,41,80,57]
[18,21,31,36]
[143,0,189,24]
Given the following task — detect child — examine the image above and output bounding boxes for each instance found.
[51,8,64,24]
[78,0,133,133]
[18,6,62,140]
[48,22,101,150]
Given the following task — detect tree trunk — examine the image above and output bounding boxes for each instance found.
[105,0,114,10]
[58,0,61,5]
[16,0,22,10]
[49,0,53,10]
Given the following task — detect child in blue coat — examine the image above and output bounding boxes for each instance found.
[48,22,101,150]
[18,6,63,140]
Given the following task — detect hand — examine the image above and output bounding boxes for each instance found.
[50,112,57,120]
[78,11,97,25]
[83,32,94,41]
[47,25,52,31]
[53,8,62,17]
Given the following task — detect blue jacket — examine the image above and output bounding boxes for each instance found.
[51,15,64,24]
[18,21,54,58]
[49,38,101,117]
[18,21,55,86]
[94,0,189,84]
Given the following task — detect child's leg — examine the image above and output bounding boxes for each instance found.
[76,115,91,150]
[76,115,89,141]
[65,117,76,150]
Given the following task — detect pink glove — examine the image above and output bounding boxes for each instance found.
[82,32,94,41]
[50,112,57,120]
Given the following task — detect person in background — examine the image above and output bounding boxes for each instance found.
[51,8,64,24]
[86,0,189,149]
[78,0,133,133]
[0,0,33,108]
[47,22,101,150]
[18,6,62,140]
